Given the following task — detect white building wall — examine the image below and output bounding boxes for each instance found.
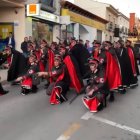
[74,0,107,19]
[25,17,32,37]
[116,15,129,41]
[102,31,106,41]
[0,7,25,51]
[79,24,96,45]
[53,25,60,43]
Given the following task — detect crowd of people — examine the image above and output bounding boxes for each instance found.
[0,36,139,113]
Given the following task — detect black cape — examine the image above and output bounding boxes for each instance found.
[7,50,28,81]
[115,47,137,87]
[69,44,90,78]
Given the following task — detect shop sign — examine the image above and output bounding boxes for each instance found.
[61,8,106,31]
[27,4,40,16]
[38,10,59,23]
[26,4,60,23]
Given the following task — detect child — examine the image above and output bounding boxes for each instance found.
[82,58,108,113]
[15,54,39,95]
[38,54,70,105]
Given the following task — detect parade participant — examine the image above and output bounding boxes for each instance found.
[92,42,122,101]
[115,40,138,88]
[15,54,39,95]
[82,58,108,113]
[69,37,91,78]
[38,54,70,104]
[50,42,59,54]
[59,45,83,93]
[35,42,46,72]
[92,42,101,57]
[101,41,122,102]
[42,40,55,83]
[103,41,117,59]
[3,46,28,82]
[115,41,138,88]
[126,40,139,77]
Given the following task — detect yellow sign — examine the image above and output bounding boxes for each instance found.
[0,24,13,38]
[61,9,106,31]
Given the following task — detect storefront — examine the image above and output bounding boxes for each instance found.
[61,1,108,43]
[32,20,53,44]
[26,4,60,44]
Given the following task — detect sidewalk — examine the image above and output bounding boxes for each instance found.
[0,69,8,84]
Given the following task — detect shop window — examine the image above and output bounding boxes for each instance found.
[61,24,74,40]
[32,20,53,44]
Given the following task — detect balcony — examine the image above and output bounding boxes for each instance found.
[106,22,114,32]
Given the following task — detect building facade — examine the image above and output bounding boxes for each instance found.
[61,1,108,44]
[116,12,129,42]
[0,0,61,51]
[74,0,129,42]
[25,0,61,45]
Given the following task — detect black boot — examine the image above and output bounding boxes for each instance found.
[0,83,9,95]
[120,89,126,94]
[21,88,30,95]
[32,85,38,93]
[103,95,107,107]
[109,92,115,102]
[97,103,104,111]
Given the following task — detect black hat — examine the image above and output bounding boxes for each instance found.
[54,54,62,61]
[59,45,67,50]
[88,58,99,65]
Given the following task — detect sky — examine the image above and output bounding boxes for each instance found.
[97,0,140,18]
[67,0,140,18]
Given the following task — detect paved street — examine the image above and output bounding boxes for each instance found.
[0,74,140,140]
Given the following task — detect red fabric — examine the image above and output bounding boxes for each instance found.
[105,51,122,90]
[127,47,137,76]
[7,56,12,66]
[83,97,100,112]
[50,70,65,105]
[50,87,61,105]
[35,50,45,72]
[64,56,83,93]
[48,49,54,83]
[39,62,45,72]
[93,50,99,59]
[21,77,32,89]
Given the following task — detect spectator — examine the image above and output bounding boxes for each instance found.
[21,37,28,57]
[85,40,93,54]
[5,32,15,49]
[79,39,84,45]
[28,36,33,43]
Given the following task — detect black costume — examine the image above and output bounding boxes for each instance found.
[69,44,90,78]
[7,49,28,81]
[115,46,138,88]
[83,65,108,112]
[48,64,70,104]
[21,62,39,95]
